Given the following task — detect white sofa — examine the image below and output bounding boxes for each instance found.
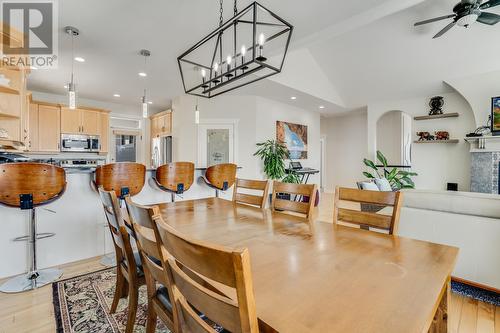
[398,189,500,290]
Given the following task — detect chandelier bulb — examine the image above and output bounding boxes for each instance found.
[227,55,232,65]
[258,33,265,46]
[201,69,206,78]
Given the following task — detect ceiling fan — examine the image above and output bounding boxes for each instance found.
[414,0,500,38]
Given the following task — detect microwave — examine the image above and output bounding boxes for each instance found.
[61,134,100,152]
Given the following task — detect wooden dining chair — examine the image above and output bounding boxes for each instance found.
[200,163,237,197]
[271,181,318,219]
[97,188,145,333]
[154,162,195,202]
[154,217,260,333]
[124,197,175,333]
[232,178,270,208]
[333,186,403,235]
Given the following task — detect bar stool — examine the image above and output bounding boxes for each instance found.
[95,162,146,266]
[199,163,237,198]
[153,162,194,202]
[0,163,66,293]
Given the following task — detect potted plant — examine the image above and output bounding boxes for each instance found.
[363,151,417,190]
[254,140,300,201]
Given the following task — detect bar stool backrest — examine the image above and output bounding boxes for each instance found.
[205,163,237,191]
[0,163,66,208]
[155,162,195,194]
[95,162,146,198]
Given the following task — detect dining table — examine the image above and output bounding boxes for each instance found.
[155,197,458,333]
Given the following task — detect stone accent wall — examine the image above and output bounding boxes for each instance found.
[471,152,500,194]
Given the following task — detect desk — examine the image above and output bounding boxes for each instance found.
[286,167,319,184]
[157,198,458,333]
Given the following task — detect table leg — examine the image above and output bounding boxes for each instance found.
[428,275,450,333]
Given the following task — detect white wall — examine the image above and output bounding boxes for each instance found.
[320,110,368,192]
[172,94,321,184]
[446,71,500,128]
[376,111,403,165]
[367,92,475,191]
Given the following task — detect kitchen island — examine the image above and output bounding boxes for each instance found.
[0,167,236,279]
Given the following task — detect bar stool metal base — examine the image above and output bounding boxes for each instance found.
[100,253,116,267]
[0,268,63,293]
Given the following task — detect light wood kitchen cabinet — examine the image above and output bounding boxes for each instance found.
[28,103,39,151]
[28,103,60,152]
[38,105,60,151]
[150,110,172,138]
[98,112,110,153]
[61,108,100,135]
[60,107,81,134]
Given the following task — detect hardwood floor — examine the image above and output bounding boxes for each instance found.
[0,193,498,333]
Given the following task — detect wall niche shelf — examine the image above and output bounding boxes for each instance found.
[413,139,459,144]
[414,113,459,121]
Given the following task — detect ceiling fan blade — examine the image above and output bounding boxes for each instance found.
[433,21,456,38]
[414,14,456,26]
[480,0,500,9]
[477,11,500,24]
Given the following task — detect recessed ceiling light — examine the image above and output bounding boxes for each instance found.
[148,101,153,105]
[319,105,325,109]
[74,57,85,62]
[63,85,68,89]
[138,72,147,77]
[113,94,121,97]
[290,96,297,100]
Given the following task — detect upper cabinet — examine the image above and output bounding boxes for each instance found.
[61,108,100,135]
[27,103,110,153]
[150,110,172,138]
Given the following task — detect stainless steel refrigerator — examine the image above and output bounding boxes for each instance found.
[151,136,172,168]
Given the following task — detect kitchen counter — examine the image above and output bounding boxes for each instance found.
[0,166,240,279]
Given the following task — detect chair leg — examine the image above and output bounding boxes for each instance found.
[110,268,125,313]
[145,303,158,333]
[125,282,139,333]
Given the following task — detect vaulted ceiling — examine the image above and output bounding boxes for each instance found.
[27,0,500,116]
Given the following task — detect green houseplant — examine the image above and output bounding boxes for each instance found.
[363,151,417,190]
[254,139,289,180]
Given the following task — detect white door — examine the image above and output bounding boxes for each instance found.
[197,123,235,168]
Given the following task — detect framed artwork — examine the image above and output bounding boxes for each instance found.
[276,121,308,159]
[492,97,500,135]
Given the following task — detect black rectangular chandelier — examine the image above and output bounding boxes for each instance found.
[178,1,293,98]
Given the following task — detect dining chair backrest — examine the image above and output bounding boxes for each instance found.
[98,187,137,273]
[232,178,270,208]
[333,187,403,235]
[155,162,195,194]
[205,163,237,191]
[155,218,259,333]
[271,181,317,219]
[95,162,146,198]
[0,163,66,208]
[125,197,170,290]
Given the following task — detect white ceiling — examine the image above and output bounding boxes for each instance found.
[27,0,500,116]
[27,0,396,112]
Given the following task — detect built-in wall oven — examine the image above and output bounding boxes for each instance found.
[61,134,100,152]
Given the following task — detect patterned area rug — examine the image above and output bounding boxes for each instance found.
[52,268,170,333]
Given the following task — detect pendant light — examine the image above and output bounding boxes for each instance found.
[65,26,80,109]
[139,49,151,118]
[195,98,200,124]
[178,0,293,98]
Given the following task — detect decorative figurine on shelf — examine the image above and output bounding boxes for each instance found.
[417,131,435,141]
[435,131,450,140]
[429,96,444,115]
